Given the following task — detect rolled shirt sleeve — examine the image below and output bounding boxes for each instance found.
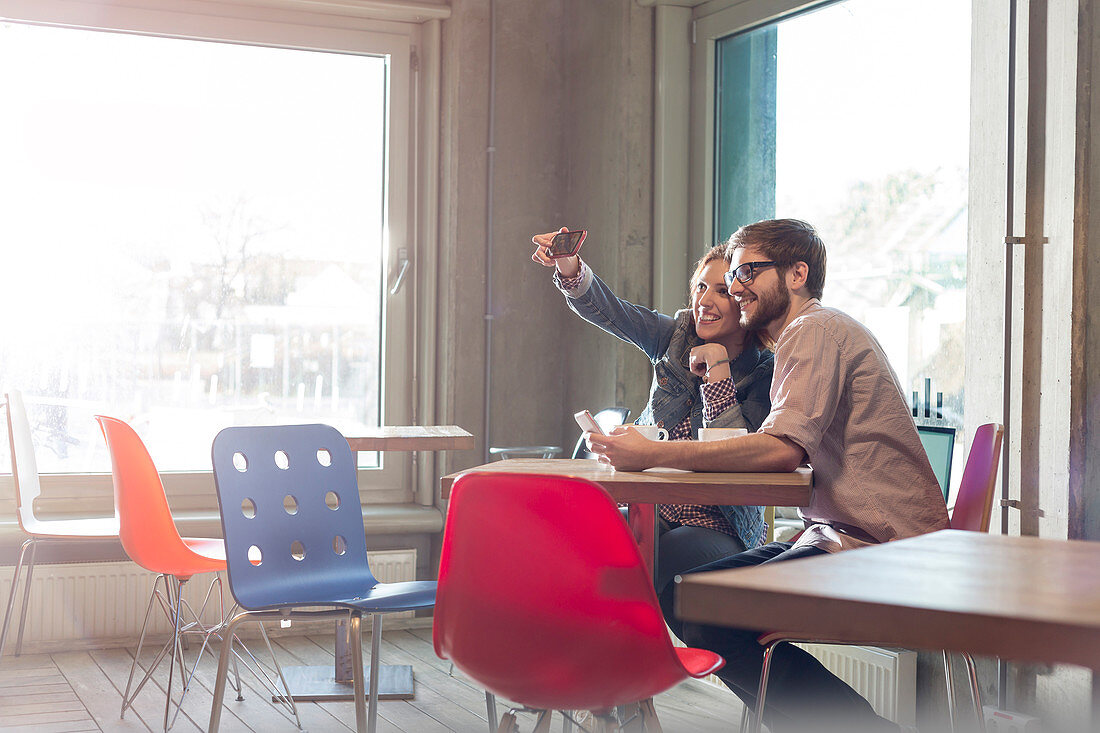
[700,378,738,422]
[759,318,845,459]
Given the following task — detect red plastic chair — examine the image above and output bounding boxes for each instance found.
[746,423,1004,733]
[96,415,299,732]
[434,471,723,732]
[948,423,1004,533]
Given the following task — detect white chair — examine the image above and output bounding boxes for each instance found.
[0,390,120,662]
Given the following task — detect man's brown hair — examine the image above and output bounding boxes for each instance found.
[725,219,827,300]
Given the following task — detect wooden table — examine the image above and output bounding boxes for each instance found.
[283,425,474,704]
[346,425,475,452]
[440,458,812,505]
[441,458,813,580]
[677,529,1100,726]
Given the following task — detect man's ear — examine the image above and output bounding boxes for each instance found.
[787,261,810,292]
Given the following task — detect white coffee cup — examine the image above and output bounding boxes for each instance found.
[616,424,669,441]
[697,427,749,442]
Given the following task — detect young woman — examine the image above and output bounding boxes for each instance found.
[530,228,774,630]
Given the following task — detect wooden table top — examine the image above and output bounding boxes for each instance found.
[677,529,1100,669]
[346,426,475,452]
[439,458,812,506]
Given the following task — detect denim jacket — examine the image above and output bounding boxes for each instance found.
[559,266,774,549]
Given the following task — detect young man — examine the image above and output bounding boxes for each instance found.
[586,219,947,732]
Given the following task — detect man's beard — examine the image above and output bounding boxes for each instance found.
[741,279,791,332]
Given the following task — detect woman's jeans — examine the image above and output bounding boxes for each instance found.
[654,520,746,639]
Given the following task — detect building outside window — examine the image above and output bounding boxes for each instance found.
[0,4,419,499]
[709,0,970,484]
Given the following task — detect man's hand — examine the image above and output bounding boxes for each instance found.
[531,227,581,278]
[689,343,731,383]
[585,427,668,471]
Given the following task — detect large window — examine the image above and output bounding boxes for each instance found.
[0,2,420,499]
[707,0,970,437]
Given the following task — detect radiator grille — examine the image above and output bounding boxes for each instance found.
[0,549,417,649]
[796,643,917,726]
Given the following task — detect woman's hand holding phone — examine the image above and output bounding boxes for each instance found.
[531,227,583,278]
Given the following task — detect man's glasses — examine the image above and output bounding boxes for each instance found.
[724,261,778,288]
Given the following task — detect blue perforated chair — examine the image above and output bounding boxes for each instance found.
[207,424,437,733]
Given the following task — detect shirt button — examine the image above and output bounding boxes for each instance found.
[659,377,668,386]
[657,421,664,427]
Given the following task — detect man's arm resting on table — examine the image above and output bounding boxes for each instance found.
[682,432,805,473]
[588,429,805,472]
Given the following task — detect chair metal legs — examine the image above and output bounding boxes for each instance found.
[369,613,383,733]
[944,650,986,733]
[163,577,186,732]
[210,609,302,732]
[486,691,498,732]
[752,638,780,733]
[961,653,985,732]
[0,537,37,662]
[123,573,292,732]
[346,611,382,733]
[122,574,220,730]
[944,650,957,733]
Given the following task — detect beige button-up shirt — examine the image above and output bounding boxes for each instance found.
[759,300,948,552]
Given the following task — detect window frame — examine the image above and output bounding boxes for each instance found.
[0,0,442,509]
[688,0,830,252]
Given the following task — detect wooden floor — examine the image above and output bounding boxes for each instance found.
[0,627,742,732]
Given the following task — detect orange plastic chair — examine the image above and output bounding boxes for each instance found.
[1,391,119,663]
[746,423,1004,733]
[434,471,723,732]
[96,415,299,731]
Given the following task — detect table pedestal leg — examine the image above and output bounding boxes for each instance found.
[628,503,658,583]
[275,617,414,701]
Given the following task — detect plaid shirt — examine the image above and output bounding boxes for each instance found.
[658,378,738,535]
[560,264,742,537]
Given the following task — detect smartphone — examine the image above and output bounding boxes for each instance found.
[573,409,606,435]
[547,229,587,259]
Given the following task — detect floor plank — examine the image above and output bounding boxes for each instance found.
[0,669,67,686]
[3,627,748,732]
[2,699,87,717]
[0,708,94,726]
[88,647,203,733]
[0,653,55,671]
[0,721,100,733]
[51,650,149,733]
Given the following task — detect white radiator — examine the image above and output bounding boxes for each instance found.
[0,549,417,651]
[795,643,917,726]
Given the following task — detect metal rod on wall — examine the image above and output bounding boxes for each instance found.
[998,0,1018,710]
[482,0,497,464]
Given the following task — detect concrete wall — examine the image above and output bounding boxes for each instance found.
[439,0,654,471]
[968,0,1097,729]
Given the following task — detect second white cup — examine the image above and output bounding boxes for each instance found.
[697,427,749,441]
[617,424,669,441]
